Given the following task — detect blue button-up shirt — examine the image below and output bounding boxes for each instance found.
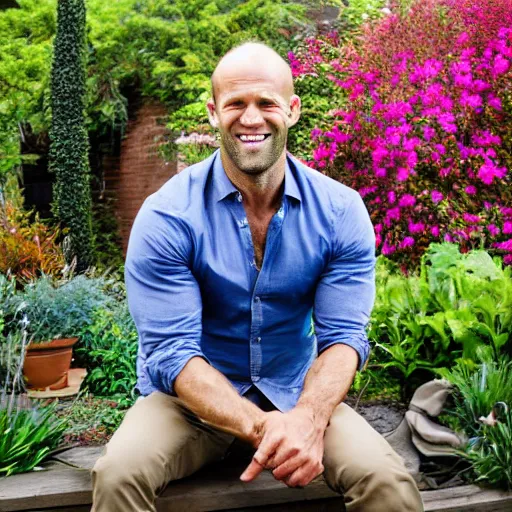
[125,150,375,412]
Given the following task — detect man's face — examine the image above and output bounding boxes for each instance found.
[207,65,300,175]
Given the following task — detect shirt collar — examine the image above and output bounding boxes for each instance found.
[211,149,302,203]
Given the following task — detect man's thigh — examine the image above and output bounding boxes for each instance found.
[93,391,234,489]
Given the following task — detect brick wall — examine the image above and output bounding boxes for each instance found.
[103,102,177,253]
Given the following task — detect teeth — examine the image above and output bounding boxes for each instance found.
[239,134,266,142]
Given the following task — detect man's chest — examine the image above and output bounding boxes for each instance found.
[192,204,331,310]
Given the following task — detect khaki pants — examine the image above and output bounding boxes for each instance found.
[91,392,423,512]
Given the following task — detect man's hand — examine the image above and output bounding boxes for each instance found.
[240,407,325,488]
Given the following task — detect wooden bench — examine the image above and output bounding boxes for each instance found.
[1,447,511,512]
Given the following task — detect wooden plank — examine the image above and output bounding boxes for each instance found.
[156,470,340,512]
[0,462,92,512]
[422,484,512,512]
[2,453,512,512]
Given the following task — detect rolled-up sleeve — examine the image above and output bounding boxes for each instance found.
[125,202,206,395]
[313,191,376,370]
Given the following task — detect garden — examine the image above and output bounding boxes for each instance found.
[0,0,511,507]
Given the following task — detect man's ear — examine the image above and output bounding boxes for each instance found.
[286,94,301,128]
[206,99,219,128]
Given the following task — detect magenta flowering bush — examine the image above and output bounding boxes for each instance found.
[290,0,512,268]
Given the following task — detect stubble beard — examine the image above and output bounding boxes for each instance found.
[220,129,287,175]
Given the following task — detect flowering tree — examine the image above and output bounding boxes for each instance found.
[289,0,512,267]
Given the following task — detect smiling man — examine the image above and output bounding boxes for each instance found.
[91,43,423,512]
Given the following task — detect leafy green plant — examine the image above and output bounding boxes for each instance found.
[11,274,114,343]
[370,243,512,395]
[463,409,512,490]
[438,356,512,438]
[438,356,512,489]
[0,397,66,476]
[77,304,137,401]
[0,325,66,476]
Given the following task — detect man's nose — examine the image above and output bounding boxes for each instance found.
[239,104,264,126]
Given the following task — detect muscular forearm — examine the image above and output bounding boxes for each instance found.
[174,357,265,445]
[295,344,359,431]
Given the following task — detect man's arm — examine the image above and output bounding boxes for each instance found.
[126,202,266,445]
[174,357,265,444]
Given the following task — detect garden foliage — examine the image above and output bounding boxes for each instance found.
[290,0,512,267]
[0,397,66,476]
[78,304,138,402]
[0,201,65,280]
[439,357,512,489]
[10,274,114,344]
[370,244,512,387]
[49,0,94,270]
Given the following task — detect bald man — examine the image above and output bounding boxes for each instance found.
[91,43,423,511]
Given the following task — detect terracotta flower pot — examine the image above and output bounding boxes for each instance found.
[23,337,78,391]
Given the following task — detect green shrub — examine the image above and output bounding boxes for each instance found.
[49,0,94,270]
[370,243,512,393]
[11,275,114,343]
[77,304,137,402]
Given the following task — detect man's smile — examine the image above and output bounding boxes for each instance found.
[236,133,271,145]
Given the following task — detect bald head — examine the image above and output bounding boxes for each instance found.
[211,43,294,102]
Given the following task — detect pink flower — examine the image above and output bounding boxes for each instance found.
[488,224,500,236]
[381,241,396,256]
[408,221,425,233]
[478,162,507,185]
[444,233,454,242]
[431,190,443,203]
[488,95,502,111]
[397,167,409,181]
[493,55,510,76]
[311,128,323,140]
[431,226,440,237]
[423,126,435,141]
[465,185,477,195]
[400,236,415,248]
[388,191,396,204]
[493,239,512,251]
[399,194,416,207]
[503,221,512,234]
[463,213,481,224]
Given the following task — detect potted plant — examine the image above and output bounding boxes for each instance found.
[12,274,112,390]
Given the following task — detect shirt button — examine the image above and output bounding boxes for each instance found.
[256,337,261,343]
[237,192,243,202]
[255,296,260,303]
[253,376,260,382]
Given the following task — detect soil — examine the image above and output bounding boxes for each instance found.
[344,397,407,434]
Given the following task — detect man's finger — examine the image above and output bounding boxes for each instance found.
[253,434,281,466]
[272,454,306,481]
[240,457,265,482]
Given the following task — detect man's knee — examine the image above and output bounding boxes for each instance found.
[324,456,423,511]
[92,448,163,496]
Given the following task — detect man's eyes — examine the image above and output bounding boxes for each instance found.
[225,100,277,108]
